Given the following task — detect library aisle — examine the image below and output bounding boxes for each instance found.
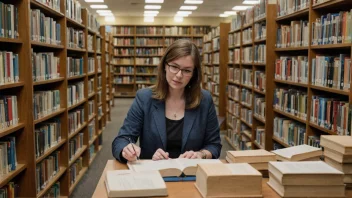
[70,98,231,198]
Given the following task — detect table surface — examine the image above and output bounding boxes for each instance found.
[93,160,352,198]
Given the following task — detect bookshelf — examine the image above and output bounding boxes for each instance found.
[109,25,210,98]
[0,0,110,196]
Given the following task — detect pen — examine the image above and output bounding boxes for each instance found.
[128,137,140,160]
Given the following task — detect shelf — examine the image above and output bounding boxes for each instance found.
[34,108,65,125]
[228,81,241,86]
[0,123,25,139]
[241,119,253,128]
[114,73,134,76]
[229,28,241,34]
[113,34,134,37]
[165,35,192,37]
[254,38,266,43]
[98,129,103,136]
[36,167,66,198]
[36,139,66,164]
[273,108,307,124]
[68,122,87,140]
[242,131,252,139]
[88,114,96,123]
[229,45,241,49]
[276,8,309,22]
[135,64,158,67]
[136,45,163,47]
[114,45,135,48]
[66,17,85,29]
[0,37,22,44]
[242,42,253,47]
[98,103,102,107]
[241,62,253,65]
[98,115,103,121]
[228,96,239,102]
[114,83,135,85]
[311,43,352,49]
[310,85,349,96]
[135,54,163,57]
[253,141,264,149]
[68,99,87,111]
[225,136,237,150]
[88,92,95,99]
[88,50,95,54]
[272,136,289,148]
[69,167,88,194]
[30,0,64,18]
[193,34,204,37]
[135,73,157,76]
[89,135,98,146]
[31,41,64,49]
[241,102,252,109]
[253,63,266,66]
[136,34,164,37]
[69,145,87,167]
[274,79,308,88]
[114,55,134,57]
[0,164,26,187]
[227,110,238,118]
[87,28,96,35]
[275,46,309,51]
[67,47,86,53]
[242,23,253,30]
[313,0,351,10]
[309,122,337,135]
[254,16,266,23]
[254,114,266,124]
[89,153,97,166]
[67,74,86,81]
[0,82,25,90]
[33,77,64,86]
[98,145,102,151]
[241,84,253,90]
[254,89,266,95]
[227,123,233,130]
[97,87,102,91]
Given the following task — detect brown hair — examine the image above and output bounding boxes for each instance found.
[152,39,203,109]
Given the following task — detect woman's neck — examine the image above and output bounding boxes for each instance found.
[168,87,184,101]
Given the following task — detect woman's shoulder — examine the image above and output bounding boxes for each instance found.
[200,89,213,105]
[136,88,153,101]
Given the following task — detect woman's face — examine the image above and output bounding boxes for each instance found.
[165,55,195,91]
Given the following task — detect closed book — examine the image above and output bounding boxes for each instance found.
[227,149,276,163]
[271,144,322,161]
[324,147,352,163]
[320,135,352,155]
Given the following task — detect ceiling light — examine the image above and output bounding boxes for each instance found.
[232,6,252,10]
[144,10,159,14]
[184,0,203,4]
[219,14,229,17]
[174,16,183,22]
[224,11,237,15]
[243,0,260,4]
[90,5,108,9]
[96,10,111,13]
[145,5,161,9]
[98,12,113,16]
[105,16,115,22]
[145,0,164,3]
[180,6,197,10]
[85,0,104,2]
[177,11,192,15]
[144,16,154,22]
[144,13,158,16]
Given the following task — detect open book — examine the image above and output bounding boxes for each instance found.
[105,170,168,197]
[127,159,222,177]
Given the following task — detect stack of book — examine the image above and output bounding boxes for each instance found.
[321,135,352,188]
[268,161,345,197]
[271,144,322,161]
[195,163,262,198]
[226,149,276,177]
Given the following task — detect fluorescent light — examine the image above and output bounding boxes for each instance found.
[85,0,104,2]
[180,6,197,10]
[145,0,164,3]
[243,0,260,4]
[145,5,161,9]
[184,0,203,4]
[219,14,229,17]
[105,16,115,22]
[177,11,192,15]
[98,12,113,16]
[174,16,183,22]
[144,10,159,14]
[144,16,154,22]
[96,10,111,13]
[224,11,237,15]
[90,5,108,9]
[232,6,252,10]
[144,13,158,16]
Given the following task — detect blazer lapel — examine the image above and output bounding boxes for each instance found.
[182,108,198,151]
[152,100,167,149]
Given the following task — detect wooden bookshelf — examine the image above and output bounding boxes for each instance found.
[108,25,210,97]
[0,1,110,197]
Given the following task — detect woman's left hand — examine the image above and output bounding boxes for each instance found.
[179,150,201,159]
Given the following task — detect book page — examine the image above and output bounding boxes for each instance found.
[176,159,222,170]
[270,161,343,174]
[127,159,182,172]
[271,144,321,159]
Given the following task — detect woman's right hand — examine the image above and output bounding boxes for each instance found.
[122,144,141,161]
[152,148,169,161]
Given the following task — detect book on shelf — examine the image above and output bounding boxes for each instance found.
[228,68,240,83]
[96,38,101,52]
[193,38,203,47]
[193,26,209,35]
[0,182,19,198]
[115,66,134,74]
[69,133,83,161]
[273,88,308,119]
[165,37,191,46]
[308,135,321,148]
[0,95,19,130]
[256,127,265,148]
[67,57,83,78]
[242,28,253,44]
[271,144,322,161]
[87,11,100,33]
[165,26,190,35]
[32,50,60,82]
[114,76,134,84]
[68,108,84,135]
[312,54,351,90]
[105,170,168,198]
[213,52,219,64]
[241,107,253,126]
[69,156,83,185]
[243,7,254,27]
[67,27,85,49]
[254,44,266,63]
[136,48,164,56]
[241,69,253,87]
[228,31,241,47]
[33,90,60,120]
[136,57,160,65]
[273,117,306,146]
[242,47,253,64]
[67,82,84,107]
[97,56,101,72]
[88,120,95,142]
[276,21,309,48]
[88,58,94,74]
[211,26,220,38]
[254,96,265,118]
[136,27,163,35]
[43,182,60,198]
[66,0,82,23]
[136,38,163,46]
[113,38,134,46]
[254,22,266,40]
[36,151,60,193]
[0,136,17,176]
[275,56,308,84]
[212,37,219,51]
[35,119,62,158]
[254,70,266,92]
[98,106,103,117]
[88,100,94,117]
[87,34,93,51]
[276,0,310,18]
[110,26,134,35]
[127,159,222,178]
[195,163,262,198]
[230,15,242,31]
[0,51,19,85]
[0,2,19,39]
[30,9,61,45]
[241,88,252,106]
[89,144,95,161]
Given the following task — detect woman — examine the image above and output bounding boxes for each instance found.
[112,39,222,163]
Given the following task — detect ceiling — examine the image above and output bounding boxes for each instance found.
[79,0,244,17]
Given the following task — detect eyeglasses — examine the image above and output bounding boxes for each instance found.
[166,62,194,77]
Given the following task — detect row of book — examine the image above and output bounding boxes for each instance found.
[136,67,157,74]
[114,48,134,56]
[228,85,240,101]
[30,9,61,45]
[136,77,156,84]
[0,137,17,176]
[96,56,101,72]
[273,88,308,120]
[68,108,84,135]
[230,15,242,31]
[115,66,134,74]
[67,57,83,77]
[88,57,94,74]
[33,90,61,120]
[136,27,163,35]
[203,53,211,64]
[241,88,253,107]
[165,27,191,35]
[88,120,95,142]
[69,157,83,187]
[255,126,265,148]
[89,144,95,162]
[0,182,19,198]
[110,26,133,35]
[276,0,310,18]
[254,70,266,92]
[273,117,306,146]
[204,43,211,53]
[276,21,309,48]
[230,49,240,64]
[66,0,82,23]
[135,57,160,65]
[0,2,18,39]
[67,27,85,49]
[43,182,60,198]
[88,78,94,94]
[87,35,93,51]
[213,52,219,64]
[241,107,253,126]
[254,0,266,21]
[135,38,163,46]
[136,48,164,56]
[165,37,191,46]
[312,11,352,45]
[88,100,94,117]
[242,28,252,44]
[242,47,252,63]
[275,56,309,84]
[114,76,134,84]
[228,100,240,117]
[241,69,253,87]
[114,38,134,46]
[254,96,265,119]
[32,51,59,82]
[193,38,203,46]
[254,44,266,63]
[69,133,83,161]
[36,151,60,193]
[228,67,240,83]
[35,119,62,158]
[211,27,220,38]
[98,106,103,117]
[87,12,100,33]
[67,82,84,107]
[212,37,220,51]
[228,32,240,47]
[0,51,19,85]
[254,22,266,41]
[243,8,253,27]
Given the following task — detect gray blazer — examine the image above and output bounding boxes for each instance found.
[112,88,222,163]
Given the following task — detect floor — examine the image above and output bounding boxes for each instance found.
[70,99,232,198]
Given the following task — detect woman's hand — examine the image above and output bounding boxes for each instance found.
[122,144,141,161]
[179,150,202,159]
[152,148,169,160]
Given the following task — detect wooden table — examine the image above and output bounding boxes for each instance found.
[92,160,352,198]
